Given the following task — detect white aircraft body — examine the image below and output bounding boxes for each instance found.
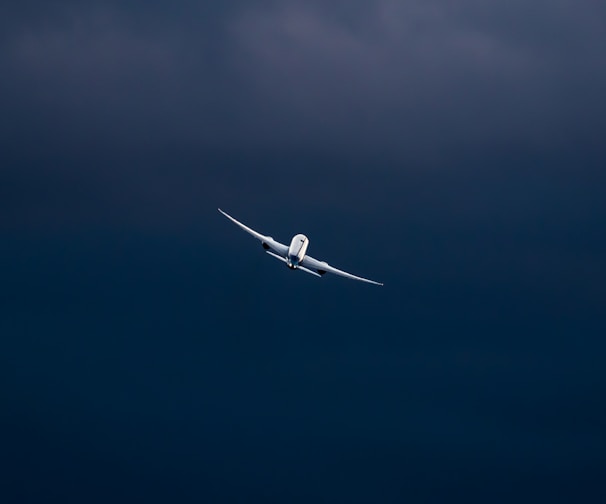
[218,209,383,286]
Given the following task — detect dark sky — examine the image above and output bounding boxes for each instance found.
[1,2,605,502]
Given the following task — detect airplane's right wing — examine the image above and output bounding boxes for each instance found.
[218,209,289,256]
[301,254,383,286]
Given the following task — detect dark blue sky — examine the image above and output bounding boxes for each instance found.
[1,2,605,502]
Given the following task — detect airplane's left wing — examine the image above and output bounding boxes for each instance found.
[301,254,383,286]
[218,209,289,256]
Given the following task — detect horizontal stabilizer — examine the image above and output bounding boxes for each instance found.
[266,251,321,278]
[298,265,322,278]
[265,250,288,263]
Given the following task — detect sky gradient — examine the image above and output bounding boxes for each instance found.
[1,2,605,502]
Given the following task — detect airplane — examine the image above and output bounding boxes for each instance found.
[218,208,383,286]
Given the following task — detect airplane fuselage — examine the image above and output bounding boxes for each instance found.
[287,234,309,269]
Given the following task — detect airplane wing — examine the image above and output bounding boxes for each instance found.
[301,254,383,286]
[218,209,289,256]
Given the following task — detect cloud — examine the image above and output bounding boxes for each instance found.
[2,0,604,157]
[1,1,605,230]
[229,0,606,154]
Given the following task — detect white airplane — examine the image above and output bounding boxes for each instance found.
[218,208,383,286]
